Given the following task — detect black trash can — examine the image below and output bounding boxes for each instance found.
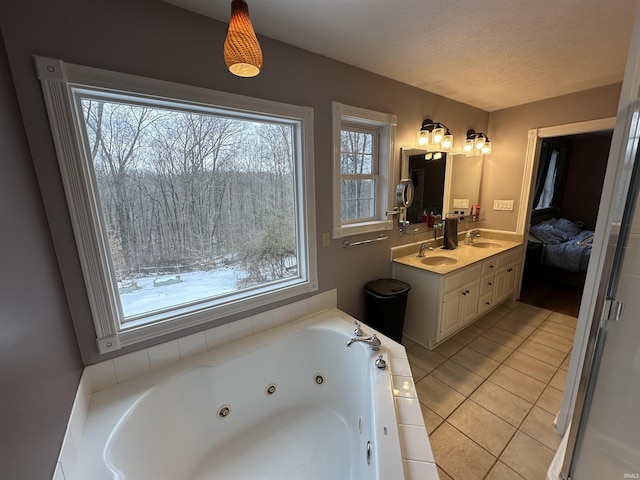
[364,278,411,343]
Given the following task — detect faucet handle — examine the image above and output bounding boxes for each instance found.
[353,321,363,337]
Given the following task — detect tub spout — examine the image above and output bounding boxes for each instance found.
[346,334,381,350]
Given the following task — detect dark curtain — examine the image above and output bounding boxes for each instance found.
[533,138,572,209]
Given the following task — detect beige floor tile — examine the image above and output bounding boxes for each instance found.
[547,311,578,328]
[520,406,562,450]
[433,339,465,358]
[504,299,521,309]
[536,385,564,415]
[437,466,454,480]
[504,308,547,327]
[528,329,573,353]
[539,319,576,340]
[420,402,444,434]
[500,431,555,480]
[467,335,514,362]
[487,364,546,404]
[515,302,552,319]
[429,422,496,480]
[431,360,484,396]
[481,326,526,349]
[450,347,500,378]
[450,328,479,345]
[494,317,536,337]
[463,322,487,336]
[485,461,526,480]
[503,351,557,383]
[550,368,568,391]
[516,339,566,367]
[477,310,504,326]
[493,304,514,317]
[410,362,427,383]
[472,318,494,332]
[560,352,571,371]
[407,344,447,374]
[470,381,533,427]
[415,375,466,418]
[448,400,516,456]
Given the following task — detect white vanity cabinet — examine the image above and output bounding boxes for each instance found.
[393,246,522,349]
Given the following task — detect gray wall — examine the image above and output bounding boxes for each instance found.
[0,34,82,480]
[0,0,489,365]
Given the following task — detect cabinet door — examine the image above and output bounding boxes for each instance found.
[460,279,480,326]
[504,263,519,297]
[493,268,506,304]
[440,290,461,338]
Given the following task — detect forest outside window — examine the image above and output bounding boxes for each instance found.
[331,102,396,238]
[36,57,317,353]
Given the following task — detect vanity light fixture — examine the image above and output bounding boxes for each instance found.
[417,119,453,151]
[464,129,492,155]
[224,0,263,78]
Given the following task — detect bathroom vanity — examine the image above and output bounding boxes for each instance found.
[391,237,523,349]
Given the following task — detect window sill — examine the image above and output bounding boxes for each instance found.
[332,220,392,239]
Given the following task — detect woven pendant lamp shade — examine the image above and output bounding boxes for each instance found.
[224,0,263,77]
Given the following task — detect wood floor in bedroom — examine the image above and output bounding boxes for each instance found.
[518,279,583,318]
[403,301,577,480]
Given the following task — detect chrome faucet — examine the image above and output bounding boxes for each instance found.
[464,229,481,245]
[417,242,434,257]
[346,334,381,350]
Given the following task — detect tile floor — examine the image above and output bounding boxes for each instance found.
[403,300,576,480]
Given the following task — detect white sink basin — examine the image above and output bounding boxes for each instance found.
[421,256,459,266]
[471,242,502,249]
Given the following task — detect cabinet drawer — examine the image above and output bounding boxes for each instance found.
[478,292,494,315]
[444,264,482,293]
[480,274,494,296]
[481,258,498,276]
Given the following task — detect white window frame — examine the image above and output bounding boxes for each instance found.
[35,56,317,354]
[331,101,396,238]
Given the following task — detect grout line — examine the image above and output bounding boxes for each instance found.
[416,300,575,480]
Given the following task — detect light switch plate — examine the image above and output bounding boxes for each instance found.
[322,232,330,247]
[493,200,514,211]
[453,198,469,209]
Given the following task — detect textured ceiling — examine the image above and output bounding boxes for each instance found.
[161,0,638,111]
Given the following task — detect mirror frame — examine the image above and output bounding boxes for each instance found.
[400,147,452,226]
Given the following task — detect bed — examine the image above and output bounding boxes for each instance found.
[524,207,594,288]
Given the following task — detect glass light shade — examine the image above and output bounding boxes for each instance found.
[224,0,263,78]
[417,130,430,147]
[463,138,474,153]
[481,141,492,155]
[433,152,443,160]
[441,133,453,151]
[432,126,445,144]
[474,134,486,150]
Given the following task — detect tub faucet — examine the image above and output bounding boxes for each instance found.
[417,242,434,257]
[346,334,381,350]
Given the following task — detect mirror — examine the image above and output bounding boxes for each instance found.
[400,147,483,225]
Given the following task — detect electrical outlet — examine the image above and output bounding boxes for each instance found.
[493,200,514,211]
[322,232,330,247]
[453,198,469,209]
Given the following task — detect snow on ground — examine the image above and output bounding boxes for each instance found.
[120,267,242,318]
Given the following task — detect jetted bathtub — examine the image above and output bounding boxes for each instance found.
[75,309,406,479]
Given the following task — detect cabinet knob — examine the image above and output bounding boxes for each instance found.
[488,282,492,286]
[486,301,491,305]
[489,265,494,269]
[507,268,513,272]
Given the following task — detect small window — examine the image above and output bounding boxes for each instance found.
[331,102,396,238]
[36,57,317,353]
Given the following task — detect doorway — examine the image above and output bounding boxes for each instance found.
[519,130,613,317]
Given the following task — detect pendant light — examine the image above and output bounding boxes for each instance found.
[223,0,263,77]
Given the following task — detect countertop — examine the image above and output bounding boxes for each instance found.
[392,238,523,275]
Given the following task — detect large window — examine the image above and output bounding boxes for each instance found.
[36,57,317,353]
[331,102,396,238]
